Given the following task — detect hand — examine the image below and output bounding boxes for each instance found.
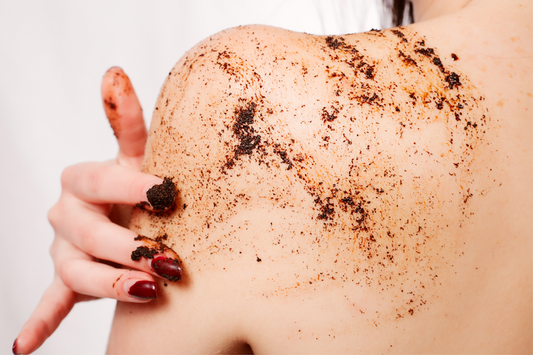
[13,67,182,354]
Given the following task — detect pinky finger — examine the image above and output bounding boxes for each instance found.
[14,277,76,354]
[58,257,158,303]
[53,237,158,302]
[15,264,157,354]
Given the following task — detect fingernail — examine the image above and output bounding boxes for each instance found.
[127,280,157,300]
[152,257,182,282]
[12,338,18,355]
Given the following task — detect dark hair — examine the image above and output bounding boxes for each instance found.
[383,0,414,27]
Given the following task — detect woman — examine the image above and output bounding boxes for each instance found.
[15,0,531,353]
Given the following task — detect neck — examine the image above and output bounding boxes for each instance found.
[411,0,474,22]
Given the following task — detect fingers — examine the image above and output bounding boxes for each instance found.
[101,67,147,168]
[18,67,166,354]
[50,202,182,282]
[15,264,157,355]
[53,238,158,301]
[61,259,158,302]
[14,277,76,355]
[59,161,164,207]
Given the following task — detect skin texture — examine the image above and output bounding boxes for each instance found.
[134,27,489,320]
[108,1,531,354]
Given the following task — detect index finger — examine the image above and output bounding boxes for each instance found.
[101,67,147,168]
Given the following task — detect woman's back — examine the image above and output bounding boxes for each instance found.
[108,1,531,353]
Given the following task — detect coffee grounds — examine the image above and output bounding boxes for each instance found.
[146,177,177,211]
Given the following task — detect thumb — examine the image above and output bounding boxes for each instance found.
[101,67,147,169]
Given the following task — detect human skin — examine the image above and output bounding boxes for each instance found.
[107,0,532,353]
[13,0,531,354]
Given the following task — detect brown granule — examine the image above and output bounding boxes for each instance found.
[445,72,462,89]
[325,36,346,50]
[146,177,177,211]
[131,246,160,261]
[131,235,168,261]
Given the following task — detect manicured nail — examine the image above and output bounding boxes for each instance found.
[12,338,18,355]
[152,257,182,282]
[127,280,157,300]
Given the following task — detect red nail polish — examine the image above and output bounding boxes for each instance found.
[128,281,157,300]
[152,257,182,282]
[12,338,18,355]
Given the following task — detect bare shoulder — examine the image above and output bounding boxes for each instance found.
[109,24,530,354]
[141,23,495,296]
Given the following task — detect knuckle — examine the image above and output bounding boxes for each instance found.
[49,240,67,273]
[58,261,75,290]
[86,169,103,196]
[47,204,62,228]
[85,164,112,197]
[78,228,95,256]
[60,165,76,189]
[61,162,111,198]
[49,240,58,258]
[77,222,103,256]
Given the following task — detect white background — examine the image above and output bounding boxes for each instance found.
[0,1,383,353]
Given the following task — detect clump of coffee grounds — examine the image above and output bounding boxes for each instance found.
[325,36,346,50]
[131,246,160,261]
[147,177,177,211]
[233,102,261,157]
[131,235,167,261]
[224,102,262,170]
